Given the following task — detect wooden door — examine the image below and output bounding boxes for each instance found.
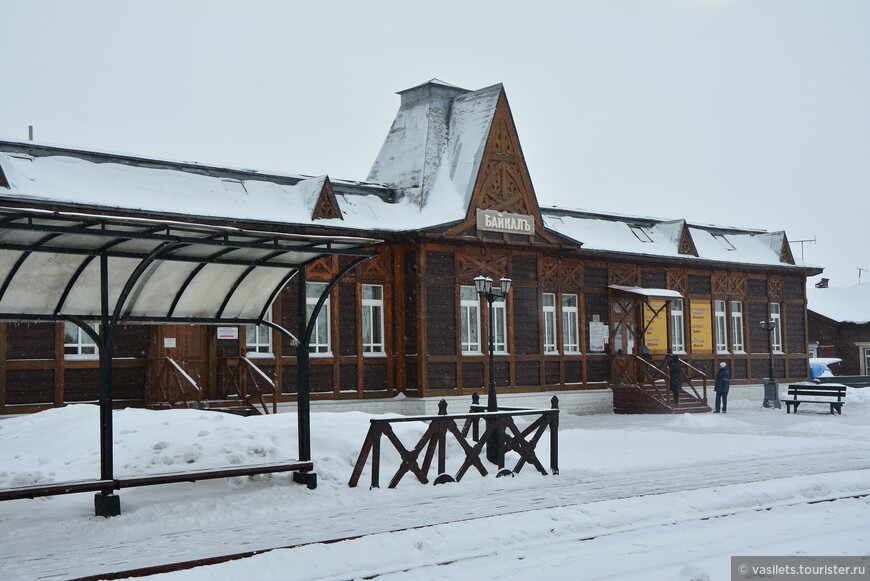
[150,325,210,401]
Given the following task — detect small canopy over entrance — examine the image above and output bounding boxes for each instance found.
[0,205,380,516]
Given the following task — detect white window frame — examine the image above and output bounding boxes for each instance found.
[361,284,385,355]
[860,343,870,376]
[306,282,332,355]
[714,300,729,354]
[543,293,557,354]
[770,302,783,353]
[670,299,685,353]
[731,301,745,353]
[64,321,99,360]
[245,311,273,357]
[562,293,580,354]
[460,286,481,355]
[493,299,508,354]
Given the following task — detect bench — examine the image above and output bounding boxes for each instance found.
[817,375,870,388]
[785,383,846,415]
[0,461,316,502]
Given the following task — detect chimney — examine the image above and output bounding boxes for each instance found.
[815,278,829,288]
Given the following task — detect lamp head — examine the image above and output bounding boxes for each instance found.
[474,275,493,295]
[499,278,512,296]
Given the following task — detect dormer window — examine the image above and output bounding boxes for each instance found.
[713,234,736,251]
[629,225,654,243]
[221,178,247,195]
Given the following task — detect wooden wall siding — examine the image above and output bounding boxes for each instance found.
[310,364,333,393]
[426,251,456,278]
[688,274,711,295]
[586,359,610,383]
[7,322,55,359]
[585,266,608,289]
[279,282,301,357]
[747,278,767,298]
[783,277,805,300]
[786,303,806,353]
[427,362,456,390]
[788,359,808,378]
[564,360,583,384]
[6,369,53,404]
[641,269,667,289]
[462,361,484,389]
[515,360,541,386]
[544,360,561,385]
[494,360,511,388]
[405,359,419,391]
[513,286,539,355]
[511,254,537,282]
[426,283,456,356]
[64,368,100,401]
[113,326,150,358]
[403,251,418,352]
[362,362,388,392]
[747,301,769,349]
[338,284,358,357]
[732,358,748,380]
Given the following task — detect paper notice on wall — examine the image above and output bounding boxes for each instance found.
[589,321,608,352]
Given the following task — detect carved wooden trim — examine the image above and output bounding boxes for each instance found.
[457,247,510,281]
[768,276,783,300]
[678,225,698,256]
[609,265,640,287]
[311,178,343,221]
[667,270,687,295]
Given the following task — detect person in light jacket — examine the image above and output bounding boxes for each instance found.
[714,361,731,413]
[667,353,682,405]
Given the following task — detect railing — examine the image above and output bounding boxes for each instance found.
[223,356,278,414]
[150,357,203,408]
[349,395,559,489]
[679,359,708,405]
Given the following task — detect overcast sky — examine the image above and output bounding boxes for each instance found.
[1,0,867,287]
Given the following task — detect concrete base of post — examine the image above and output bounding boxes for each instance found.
[94,492,121,518]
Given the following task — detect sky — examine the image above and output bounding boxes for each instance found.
[1,0,868,287]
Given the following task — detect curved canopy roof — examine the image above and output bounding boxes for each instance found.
[0,206,379,325]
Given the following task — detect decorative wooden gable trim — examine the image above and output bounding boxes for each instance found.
[768,275,784,300]
[311,178,343,221]
[609,265,640,287]
[0,162,8,189]
[542,257,583,291]
[307,256,337,281]
[667,269,687,296]
[457,247,509,281]
[678,224,698,256]
[357,250,392,282]
[444,91,559,244]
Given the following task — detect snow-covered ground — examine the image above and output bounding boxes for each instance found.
[2,390,869,581]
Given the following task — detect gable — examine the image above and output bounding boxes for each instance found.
[311,178,343,221]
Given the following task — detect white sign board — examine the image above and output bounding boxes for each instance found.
[476,209,535,235]
[217,327,239,340]
[163,337,176,348]
[589,322,608,352]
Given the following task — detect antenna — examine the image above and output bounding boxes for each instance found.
[790,236,816,260]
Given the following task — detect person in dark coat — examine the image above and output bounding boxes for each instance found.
[667,353,682,405]
[714,361,731,413]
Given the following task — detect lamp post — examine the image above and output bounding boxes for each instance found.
[760,319,781,409]
[474,274,512,463]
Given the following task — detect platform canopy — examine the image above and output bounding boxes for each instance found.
[0,205,379,326]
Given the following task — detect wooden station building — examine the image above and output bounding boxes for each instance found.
[0,80,822,415]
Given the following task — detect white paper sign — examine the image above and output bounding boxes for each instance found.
[217,327,239,340]
[163,337,176,348]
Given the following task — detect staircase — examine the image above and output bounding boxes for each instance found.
[610,354,711,414]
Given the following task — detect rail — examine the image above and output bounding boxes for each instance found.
[679,359,708,405]
[150,357,203,408]
[349,395,559,489]
[222,356,278,414]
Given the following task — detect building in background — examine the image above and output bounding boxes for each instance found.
[807,282,870,376]
[0,81,822,415]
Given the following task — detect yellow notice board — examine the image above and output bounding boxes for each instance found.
[644,300,668,354]
[691,302,713,353]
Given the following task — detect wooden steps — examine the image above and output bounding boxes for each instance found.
[612,384,711,414]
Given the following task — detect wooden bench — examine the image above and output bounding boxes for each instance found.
[0,461,315,501]
[785,383,846,415]
[0,479,114,501]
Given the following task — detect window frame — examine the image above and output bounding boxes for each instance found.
[562,293,580,354]
[460,285,482,355]
[714,300,729,354]
[64,321,99,360]
[306,282,332,356]
[543,292,558,354]
[361,284,385,355]
[670,299,685,353]
[731,300,745,353]
[492,299,508,355]
[770,302,783,353]
[245,311,273,357]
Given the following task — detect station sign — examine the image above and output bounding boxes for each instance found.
[476,209,535,235]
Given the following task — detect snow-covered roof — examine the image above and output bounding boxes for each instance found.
[542,207,815,271]
[806,283,870,324]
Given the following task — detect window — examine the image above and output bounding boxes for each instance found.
[245,311,273,356]
[629,225,654,243]
[714,300,728,353]
[863,346,870,376]
[770,303,783,352]
[670,299,685,353]
[361,284,384,354]
[543,293,557,353]
[731,301,745,352]
[713,234,736,251]
[460,286,481,354]
[306,282,331,354]
[493,299,508,354]
[562,294,580,353]
[64,321,98,359]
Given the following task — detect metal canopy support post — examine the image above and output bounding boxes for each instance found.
[94,253,120,517]
[292,268,315,489]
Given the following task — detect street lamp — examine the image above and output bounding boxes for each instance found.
[759,319,781,409]
[474,274,512,463]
